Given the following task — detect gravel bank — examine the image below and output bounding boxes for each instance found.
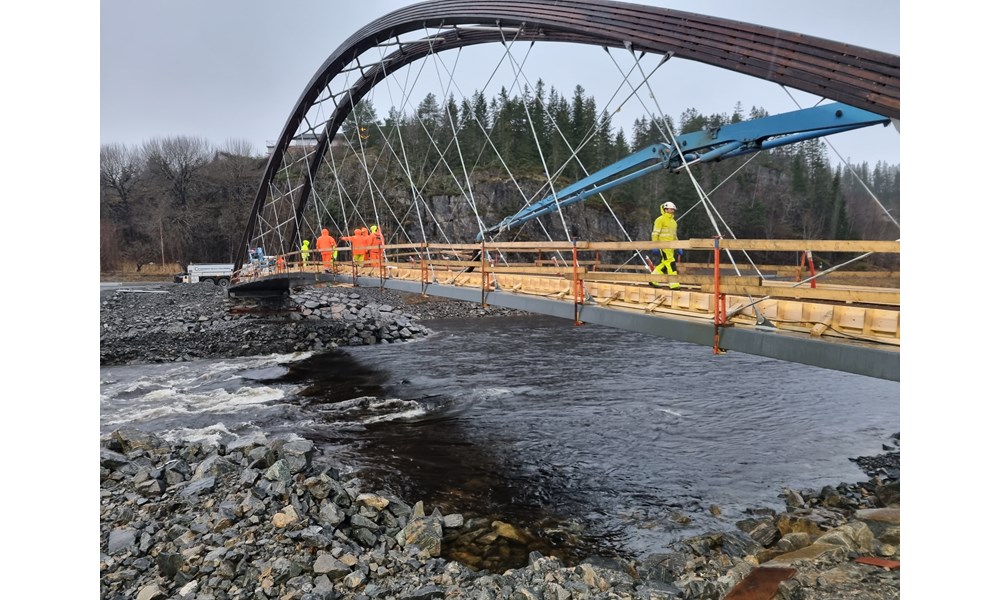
[100,282,525,366]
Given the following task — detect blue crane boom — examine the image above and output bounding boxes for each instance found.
[476,102,891,241]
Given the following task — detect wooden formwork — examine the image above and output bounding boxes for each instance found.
[364,259,900,347]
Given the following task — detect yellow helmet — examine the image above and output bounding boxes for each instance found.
[370,225,378,233]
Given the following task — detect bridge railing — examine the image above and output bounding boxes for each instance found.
[230,238,900,348]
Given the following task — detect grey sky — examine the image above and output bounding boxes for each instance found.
[100,0,900,166]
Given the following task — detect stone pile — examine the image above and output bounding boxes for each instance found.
[101,428,901,600]
[100,282,528,366]
[100,284,417,365]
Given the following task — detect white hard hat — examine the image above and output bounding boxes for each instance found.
[661,201,677,211]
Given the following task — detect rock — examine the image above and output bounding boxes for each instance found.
[98,381,900,600]
[815,521,874,553]
[136,583,166,600]
[400,585,446,599]
[357,492,391,510]
[492,520,533,544]
[314,553,352,579]
[156,552,184,578]
[272,505,299,528]
[107,527,137,554]
[180,475,216,498]
[403,517,443,557]
[264,459,292,482]
[443,513,464,528]
[854,508,900,542]
[343,570,367,589]
[765,542,848,567]
[774,532,811,554]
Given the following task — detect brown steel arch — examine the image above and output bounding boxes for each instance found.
[238,0,899,269]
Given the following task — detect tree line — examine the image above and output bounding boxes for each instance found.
[100,81,900,271]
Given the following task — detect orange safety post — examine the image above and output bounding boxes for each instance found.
[712,236,728,355]
[572,240,584,326]
[420,252,429,296]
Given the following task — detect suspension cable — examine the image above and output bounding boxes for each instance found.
[779,85,900,230]
[498,36,574,246]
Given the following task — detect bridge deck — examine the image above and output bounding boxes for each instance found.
[229,251,900,382]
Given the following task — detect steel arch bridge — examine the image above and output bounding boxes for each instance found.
[231,0,901,381]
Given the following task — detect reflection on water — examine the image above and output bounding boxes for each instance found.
[101,315,899,568]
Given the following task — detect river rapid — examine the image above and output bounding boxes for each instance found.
[100,314,899,567]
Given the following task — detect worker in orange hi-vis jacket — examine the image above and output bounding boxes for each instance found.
[316,228,337,270]
[343,228,367,265]
[368,224,385,267]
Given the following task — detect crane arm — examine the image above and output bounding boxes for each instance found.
[476,102,891,241]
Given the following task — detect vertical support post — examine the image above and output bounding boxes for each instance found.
[420,250,429,297]
[573,239,584,326]
[805,249,817,288]
[712,236,727,355]
[378,241,386,290]
[481,241,488,307]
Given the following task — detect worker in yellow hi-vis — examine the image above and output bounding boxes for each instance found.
[300,239,310,269]
[650,201,681,289]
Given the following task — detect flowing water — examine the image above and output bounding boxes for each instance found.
[100,314,899,566]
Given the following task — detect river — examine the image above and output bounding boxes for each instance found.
[100,314,899,567]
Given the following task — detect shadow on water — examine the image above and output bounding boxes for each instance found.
[274,349,622,572]
[278,349,389,402]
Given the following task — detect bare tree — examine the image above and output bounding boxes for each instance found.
[100,143,141,212]
[141,136,212,207]
[203,139,264,260]
[221,137,260,158]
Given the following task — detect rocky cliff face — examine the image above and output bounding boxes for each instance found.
[401,180,653,244]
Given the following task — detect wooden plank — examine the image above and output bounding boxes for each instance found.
[482,241,582,250]
[355,240,899,255]
[679,263,900,279]
[709,284,899,305]
[425,243,482,251]
[535,259,603,266]
[424,260,481,267]
[489,266,587,275]
[580,272,760,286]
[577,239,899,253]
[687,239,900,253]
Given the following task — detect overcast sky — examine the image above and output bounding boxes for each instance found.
[100,0,900,166]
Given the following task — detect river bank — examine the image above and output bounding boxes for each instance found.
[100,282,900,599]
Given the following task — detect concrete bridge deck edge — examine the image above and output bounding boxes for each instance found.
[338,275,899,382]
